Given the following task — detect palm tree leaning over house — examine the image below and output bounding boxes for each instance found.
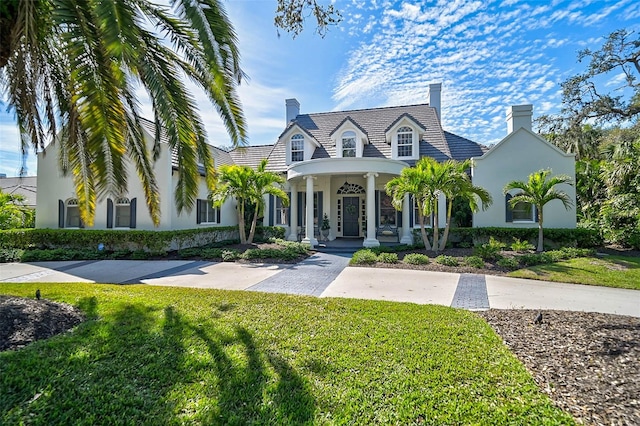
[209,159,288,245]
[504,169,573,252]
[438,160,492,252]
[0,0,246,226]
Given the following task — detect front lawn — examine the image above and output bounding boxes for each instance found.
[0,284,573,425]
[508,255,640,290]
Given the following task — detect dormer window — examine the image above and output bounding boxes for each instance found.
[342,131,356,157]
[291,134,304,162]
[397,126,413,157]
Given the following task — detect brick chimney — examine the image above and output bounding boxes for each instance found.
[428,83,442,123]
[286,98,300,124]
[506,105,533,134]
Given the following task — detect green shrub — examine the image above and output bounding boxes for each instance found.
[403,253,430,265]
[464,256,485,269]
[435,255,459,266]
[350,249,379,265]
[131,250,151,260]
[497,257,520,270]
[178,248,202,258]
[510,238,535,252]
[0,248,25,262]
[473,237,505,260]
[221,250,240,262]
[110,250,132,259]
[377,252,398,264]
[517,253,554,266]
[201,248,224,259]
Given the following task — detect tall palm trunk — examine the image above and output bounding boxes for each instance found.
[418,214,432,251]
[537,206,544,252]
[247,210,259,244]
[238,200,247,244]
[432,200,440,253]
[439,198,453,252]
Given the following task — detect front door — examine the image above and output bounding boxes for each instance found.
[343,196,360,237]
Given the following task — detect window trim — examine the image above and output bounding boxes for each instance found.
[114,197,131,228]
[197,199,220,224]
[291,134,304,163]
[65,198,81,228]
[341,131,357,158]
[275,196,289,226]
[396,126,413,157]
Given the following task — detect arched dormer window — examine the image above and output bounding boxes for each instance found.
[291,134,304,162]
[342,131,356,157]
[397,126,413,157]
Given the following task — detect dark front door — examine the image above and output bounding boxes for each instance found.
[343,196,360,237]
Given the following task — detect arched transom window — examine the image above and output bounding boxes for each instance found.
[291,134,304,162]
[397,126,413,157]
[342,131,356,157]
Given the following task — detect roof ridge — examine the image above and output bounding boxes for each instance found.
[302,103,431,117]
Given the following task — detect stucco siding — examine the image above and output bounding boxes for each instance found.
[472,129,576,228]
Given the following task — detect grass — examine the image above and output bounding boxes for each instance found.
[509,255,640,290]
[0,283,574,425]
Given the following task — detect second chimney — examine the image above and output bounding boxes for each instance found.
[428,83,442,123]
[506,105,533,134]
[286,98,300,124]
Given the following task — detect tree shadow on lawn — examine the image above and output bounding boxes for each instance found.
[0,298,315,424]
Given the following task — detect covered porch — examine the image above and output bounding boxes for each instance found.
[283,157,414,248]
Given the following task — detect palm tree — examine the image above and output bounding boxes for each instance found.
[0,0,246,226]
[438,160,492,251]
[386,157,443,251]
[0,190,35,229]
[210,159,288,244]
[504,169,573,252]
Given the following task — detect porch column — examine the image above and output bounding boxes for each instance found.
[400,193,413,244]
[302,176,317,247]
[287,183,298,241]
[363,172,380,248]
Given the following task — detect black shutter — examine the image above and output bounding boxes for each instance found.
[397,202,403,227]
[216,207,221,224]
[58,200,65,228]
[268,194,274,226]
[130,198,137,228]
[317,191,323,224]
[286,192,291,225]
[375,190,380,226]
[297,191,303,226]
[196,199,202,224]
[534,205,539,223]
[107,198,114,228]
[505,194,513,222]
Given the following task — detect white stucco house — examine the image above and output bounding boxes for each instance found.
[36,83,576,247]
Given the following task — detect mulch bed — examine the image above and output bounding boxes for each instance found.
[478,309,640,425]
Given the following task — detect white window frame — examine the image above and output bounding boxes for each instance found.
[66,198,80,228]
[291,134,304,162]
[341,131,356,158]
[275,197,289,225]
[413,198,434,228]
[198,199,219,224]
[397,126,413,157]
[114,197,131,228]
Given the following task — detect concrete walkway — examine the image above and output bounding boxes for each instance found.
[1,258,639,317]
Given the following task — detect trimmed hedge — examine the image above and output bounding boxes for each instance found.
[0,226,286,252]
[412,227,602,249]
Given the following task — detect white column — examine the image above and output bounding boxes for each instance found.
[302,176,317,247]
[287,183,298,241]
[400,193,413,245]
[363,172,380,248]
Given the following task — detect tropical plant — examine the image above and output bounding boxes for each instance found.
[438,159,492,251]
[210,159,288,244]
[0,190,35,229]
[504,170,574,252]
[321,213,331,230]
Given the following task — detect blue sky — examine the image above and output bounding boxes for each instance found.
[1,0,638,177]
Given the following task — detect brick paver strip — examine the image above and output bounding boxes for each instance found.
[248,252,351,296]
[451,273,489,310]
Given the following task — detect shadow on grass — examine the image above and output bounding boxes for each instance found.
[0,298,316,424]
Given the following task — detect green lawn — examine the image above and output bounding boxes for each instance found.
[509,255,640,290]
[0,284,574,425]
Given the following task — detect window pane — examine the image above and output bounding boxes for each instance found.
[291,135,304,162]
[66,206,80,227]
[397,130,412,157]
[116,206,131,227]
[276,197,288,225]
[512,202,533,221]
[379,194,396,226]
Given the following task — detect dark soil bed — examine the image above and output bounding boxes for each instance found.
[478,309,640,425]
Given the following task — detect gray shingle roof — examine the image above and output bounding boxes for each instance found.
[229,144,275,168]
[266,103,485,172]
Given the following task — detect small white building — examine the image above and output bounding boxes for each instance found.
[36,84,576,247]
